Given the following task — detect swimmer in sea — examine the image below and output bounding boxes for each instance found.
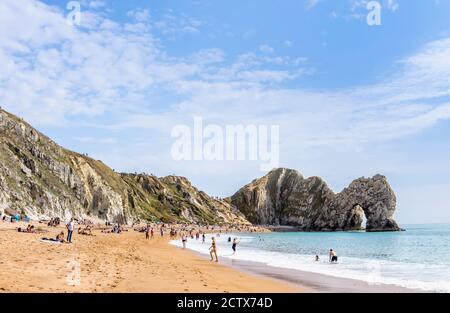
[232,238,240,255]
[329,249,338,263]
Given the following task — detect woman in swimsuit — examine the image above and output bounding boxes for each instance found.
[209,237,218,262]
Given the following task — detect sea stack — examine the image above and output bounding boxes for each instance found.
[230,168,400,232]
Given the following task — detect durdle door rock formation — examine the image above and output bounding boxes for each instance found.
[0,108,249,225]
[230,168,401,232]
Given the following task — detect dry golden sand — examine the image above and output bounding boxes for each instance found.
[0,221,300,293]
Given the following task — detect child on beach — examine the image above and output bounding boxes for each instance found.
[209,237,218,262]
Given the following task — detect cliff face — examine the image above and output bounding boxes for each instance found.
[0,109,249,225]
[230,168,400,232]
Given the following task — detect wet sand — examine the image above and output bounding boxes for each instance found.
[223,258,425,293]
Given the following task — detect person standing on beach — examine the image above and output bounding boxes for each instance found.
[232,238,240,255]
[209,237,218,262]
[145,226,150,240]
[182,234,187,249]
[150,227,154,239]
[160,227,164,237]
[329,249,338,263]
[202,233,206,244]
[66,218,75,243]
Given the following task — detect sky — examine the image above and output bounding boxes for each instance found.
[1,0,450,224]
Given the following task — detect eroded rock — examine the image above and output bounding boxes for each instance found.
[231,168,400,232]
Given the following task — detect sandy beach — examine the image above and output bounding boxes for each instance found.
[0,221,299,293]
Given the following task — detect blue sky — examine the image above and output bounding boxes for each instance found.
[1,0,450,224]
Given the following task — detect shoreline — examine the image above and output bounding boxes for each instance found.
[171,241,426,293]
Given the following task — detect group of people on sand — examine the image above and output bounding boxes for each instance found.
[47,217,61,227]
[40,218,76,244]
[18,224,36,233]
[179,233,242,263]
[101,223,125,234]
[78,224,94,236]
[145,226,154,239]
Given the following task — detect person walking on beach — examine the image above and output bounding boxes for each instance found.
[150,227,154,239]
[232,238,240,255]
[182,234,187,249]
[145,226,150,240]
[66,218,75,243]
[202,233,206,244]
[209,237,218,262]
[160,227,164,237]
[329,249,338,263]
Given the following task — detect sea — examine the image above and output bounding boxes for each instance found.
[170,224,450,293]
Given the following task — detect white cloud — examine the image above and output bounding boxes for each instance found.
[153,11,203,35]
[1,0,449,146]
[350,0,399,14]
[284,40,293,48]
[74,136,117,144]
[1,0,449,145]
[386,0,400,12]
[89,0,107,9]
[259,44,274,54]
[305,0,322,10]
[190,48,225,65]
[127,8,150,22]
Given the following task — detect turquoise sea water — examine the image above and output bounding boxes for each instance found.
[171,224,450,292]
